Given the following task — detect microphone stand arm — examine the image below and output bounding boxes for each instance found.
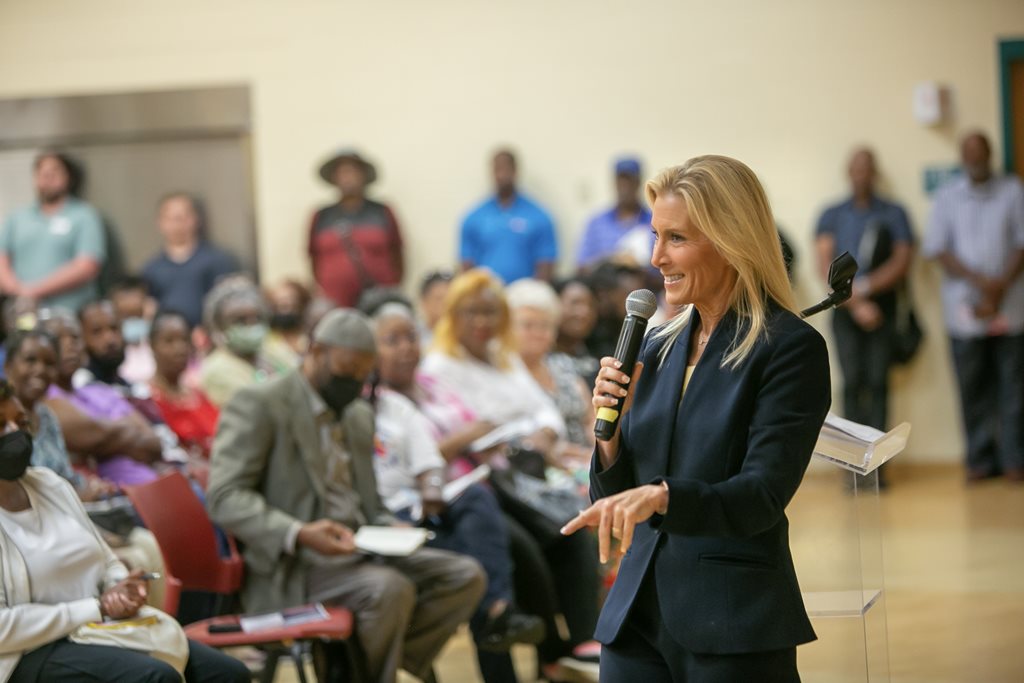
[800,251,859,320]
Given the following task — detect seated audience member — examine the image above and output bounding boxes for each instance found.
[0,379,250,683]
[39,310,163,486]
[264,278,312,356]
[109,276,156,385]
[199,277,293,407]
[149,311,219,459]
[75,299,138,392]
[418,270,453,348]
[371,302,544,682]
[4,329,167,608]
[303,296,337,336]
[420,269,566,460]
[585,261,647,359]
[553,277,600,385]
[0,296,41,374]
[75,301,191,462]
[417,269,601,676]
[206,308,484,683]
[506,279,595,462]
[576,157,653,271]
[141,192,238,328]
[4,330,114,500]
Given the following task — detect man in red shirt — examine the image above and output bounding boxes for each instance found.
[309,149,404,307]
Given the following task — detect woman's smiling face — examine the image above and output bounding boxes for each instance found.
[650,192,736,310]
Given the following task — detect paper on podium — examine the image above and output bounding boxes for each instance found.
[814,413,911,474]
[354,526,434,557]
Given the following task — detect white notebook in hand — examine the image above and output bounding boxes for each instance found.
[354,526,434,557]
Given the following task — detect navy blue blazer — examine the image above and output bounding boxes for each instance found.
[591,303,830,655]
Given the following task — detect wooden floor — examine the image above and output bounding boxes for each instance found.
[273,465,1024,683]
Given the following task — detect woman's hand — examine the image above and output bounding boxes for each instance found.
[592,358,644,467]
[561,483,668,563]
[100,569,148,619]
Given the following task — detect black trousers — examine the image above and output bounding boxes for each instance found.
[832,308,892,431]
[10,638,250,683]
[600,574,799,683]
[506,515,600,664]
[950,334,1024,474]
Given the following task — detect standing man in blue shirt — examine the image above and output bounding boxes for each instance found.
[460,149,558,283]
[576,157,652,271]
[815,148,914,441]
[0,151,106,312]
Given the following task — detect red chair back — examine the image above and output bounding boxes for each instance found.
[123,472,244,615]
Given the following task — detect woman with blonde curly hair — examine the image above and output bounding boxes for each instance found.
[420,268,565,457]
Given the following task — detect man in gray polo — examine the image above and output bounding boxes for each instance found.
[924,131,1024,481]
[0,151,106,311]
[207,308,485,683]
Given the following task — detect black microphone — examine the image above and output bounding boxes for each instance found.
[594,289,658,442]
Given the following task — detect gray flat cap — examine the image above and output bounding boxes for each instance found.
[311,308,376,353]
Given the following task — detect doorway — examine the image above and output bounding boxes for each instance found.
[999,39,1024,179]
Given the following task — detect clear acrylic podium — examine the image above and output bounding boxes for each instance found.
[789,418,911,683]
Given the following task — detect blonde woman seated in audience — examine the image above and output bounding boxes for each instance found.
[416,270,602,678]
[506,278,596,468]
[0,378,250,683]
[198,276,294,407]
[5,329,167,608]
[419,268,566,462]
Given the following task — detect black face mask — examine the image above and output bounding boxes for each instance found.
[318,375,364,417]
[0,431,33,481]
[270,312,302,331]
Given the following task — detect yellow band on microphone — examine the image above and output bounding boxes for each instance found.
[596,406,620,422]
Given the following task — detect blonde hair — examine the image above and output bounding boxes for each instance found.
[431,268,517,368]
[647,155,795,368]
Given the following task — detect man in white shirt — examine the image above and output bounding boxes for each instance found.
[924,131,1024,481]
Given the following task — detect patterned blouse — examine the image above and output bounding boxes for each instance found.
[544,352,592,448]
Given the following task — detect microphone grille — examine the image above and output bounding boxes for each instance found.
[625,289,658,320]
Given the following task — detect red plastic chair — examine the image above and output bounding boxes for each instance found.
[124,472,355,682]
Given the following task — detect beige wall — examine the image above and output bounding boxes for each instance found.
[2,0,1023,462]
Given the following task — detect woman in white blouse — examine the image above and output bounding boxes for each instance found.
[0,379,248,683]
[417,270,602,679]
[419,268,567,460]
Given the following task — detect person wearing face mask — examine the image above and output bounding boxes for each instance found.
[109,277,157,385]
[264,278,310,358]
[198,276,294,407]
[0,378,251,683]
[207,308,485,683]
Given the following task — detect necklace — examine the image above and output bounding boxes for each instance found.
[698,333,709,346]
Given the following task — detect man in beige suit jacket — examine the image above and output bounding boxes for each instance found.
[207,309,484,683]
